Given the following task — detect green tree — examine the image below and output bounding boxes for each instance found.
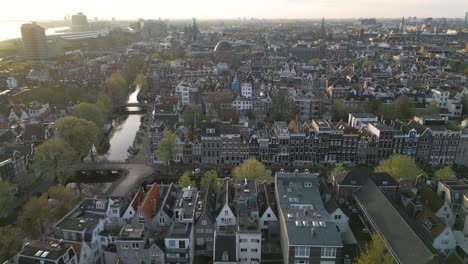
[106,73,128,104]
[425,101,441,115]
[124,57,147,83]
[361,59,376,70]
[201,170,219,191]
[270,89,291,122]
[96,93,113,114]
[308,58,321,64]
[182,105,202,129]
[48,185,77,220]
[73,102,105,128]
[34,138,79,183]
[0,225,24,261]
[151,53,160,60]
[135,73,148,92]
[54,116,100,158]
[232,159,272,182]
[329,162,347,182]
[434,166,456,180]
[375,154,424,181]
[178,172,195,188]
[18,195,51,238]
[245,109,256,120]
[393,95,415,119]
[355,234,394,264]
[156,130,176,164]
[0,181,14,213]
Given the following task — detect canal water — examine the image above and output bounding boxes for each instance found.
[102,86,144,162]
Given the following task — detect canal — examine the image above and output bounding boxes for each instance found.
[102,86,144,162]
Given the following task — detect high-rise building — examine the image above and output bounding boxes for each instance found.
[465,12,468,28]
[20,23,48,61]
[71,12,88,32]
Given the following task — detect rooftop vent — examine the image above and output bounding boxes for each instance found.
[41,251,50,258]
[34,251,44,257]
[295,221,302,227]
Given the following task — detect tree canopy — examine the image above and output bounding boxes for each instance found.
[200,170,219,191]
[424,101,441,115]
[232,159,272,182]
[0,225,24,261]
[17,195,51,239]
[33,137,79,183]
[329,162,347,182]
[178,172,195,188]
[434,166,456,180]
[48,185,77,219]
[375,154,424,181]
[355,234,394,264]
[73,102,105,128]
[182,105,203,129]
[53,116,100,158]
[106,73,128,104]
[0,181,14,213]
[156,130,176,164]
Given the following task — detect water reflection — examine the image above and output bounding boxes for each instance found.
[101,87,143,162]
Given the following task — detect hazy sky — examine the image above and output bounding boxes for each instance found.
[2,0,467,21]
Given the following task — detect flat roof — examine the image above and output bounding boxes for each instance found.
[354,180,434,263]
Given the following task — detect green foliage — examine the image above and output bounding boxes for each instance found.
[182,105,203,129]
[151,53,160,60]
[124,57,148,84]
[308,58,321,64]
[201,170,219,191]
[362,59,376,70]
[73,102,105,128]
[425,101,441,115]
[393,95,415,119]
[375,154,424,181]
[269,89,292,122]
[54,116,100,158]
[17,195,50,238]
[0,181,14,212]
[355,234,394,264]
[106,73,128,104]
[0,225,24,261]
[178,172,195,188]
[135,73,148,92]
[96,93,113,114]
[447,60,468,73]
[34,138,79,183]
[245,109,256,120]
[156,130,176,164]
[434,166,456,180]
[232,159,272,182]
[48,185,77,220]
[329,163,347,182]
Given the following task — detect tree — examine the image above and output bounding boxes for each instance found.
[375,154,424,181]
[434,166,456,180]
[34,138,79,183]
[48,185,77,220]
[270,89,292,122]
[0,225,24,261]
[361,59,376,70]
[245,109,256,120]
[73,102,105,128]
[178,172,195,188]
[156,130,176,164]
[201,170,219,191]
[106,73,128,104]
[0,181,14,213]
[96,93,113,114]
[308,58,321,64]
[18,195,51,238]
[54,116,100,158]
[355,234,394,264]
[425,101,441,115]
[124,57,147,84]
[329,163,347,182]
[393,95,415,119]
[151,53,160,60]
[232,159,272,182]
[135,73,148,92]
[182,105,202,129]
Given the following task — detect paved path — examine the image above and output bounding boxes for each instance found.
[103,163,155,196]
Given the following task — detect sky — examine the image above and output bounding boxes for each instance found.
[1,0,467,21]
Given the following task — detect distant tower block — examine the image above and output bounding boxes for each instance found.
[21,23,48,61]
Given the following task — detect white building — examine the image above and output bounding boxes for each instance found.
[241,83,253,98]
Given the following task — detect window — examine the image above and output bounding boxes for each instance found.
[169,240,176,248]
[321,248,336,259]
[132,243,139,249]
[196,229,204,233]
[122,243,128,249]
[267,213,271,218]
[320,261,335,264]
[294,261,309,264]
[202,220,207,225]
[334,215,341,220]
[225,210,229,215]
[251,239,260,243]
[239,239,248,243]
[241,248,248,252]
[222,251,229,261]
[251,248,258,252]
[295,246,309,258]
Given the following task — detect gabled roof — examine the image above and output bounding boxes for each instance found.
[415,207,446,241]
[335,171,397,187]
[130,187,145,211]
[141,183,160,219]
[418,184,444,212]
[258,182,276,216]
[196,182,217,224]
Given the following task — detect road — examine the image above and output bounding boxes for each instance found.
[103,163,155,196]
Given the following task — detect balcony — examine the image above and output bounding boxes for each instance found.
[166,247,190,254]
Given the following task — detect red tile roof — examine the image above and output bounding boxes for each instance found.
[130,187,145,211]
[141,183,160,219]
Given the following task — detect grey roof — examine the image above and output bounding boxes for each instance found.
[214,234,236,261]
[276,172,343,247]
[196,182,217,224]
[350,113,378,118]
[336,171,397,187]
[54,210,101,233]
[353,179,434,264]
[18,240,73,264]
[201,122,221,137]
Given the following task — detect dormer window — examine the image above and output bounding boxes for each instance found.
[206,128,215,134]
[424,217,436,231]
[222,251,229,261]
[304,182,312,188]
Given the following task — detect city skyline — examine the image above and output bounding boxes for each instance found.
[1,0,467,21]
